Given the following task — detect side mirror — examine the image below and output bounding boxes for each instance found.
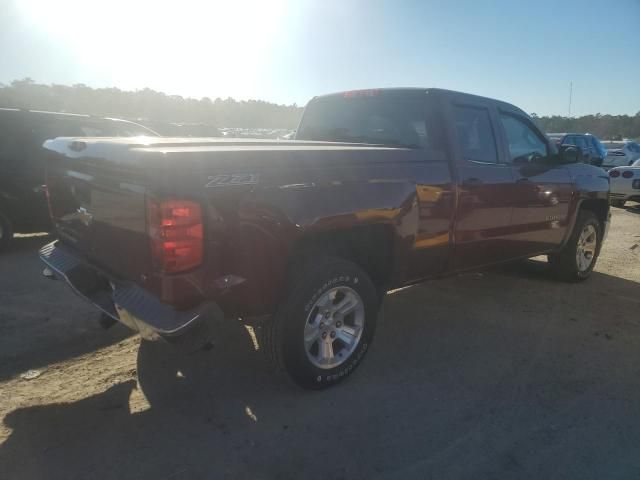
[559,145,580,164]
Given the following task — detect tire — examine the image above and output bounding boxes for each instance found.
[548,210,602,282]
[610,199,626,208]
[263,256,381,390]
[0,211,13,253]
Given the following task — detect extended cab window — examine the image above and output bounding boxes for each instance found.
[499,113,548,163]
[574,136,588,151]
[452,105,498,163]
[296,92,445,156]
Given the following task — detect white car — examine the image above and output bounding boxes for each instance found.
[609,164,640,207]
[602,141,640,169]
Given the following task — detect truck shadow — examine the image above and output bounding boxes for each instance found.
[0,233,132,382]
[2,268,640,479]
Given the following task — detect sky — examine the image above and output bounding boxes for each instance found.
[1,0,639,116]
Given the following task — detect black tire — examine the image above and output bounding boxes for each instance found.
[0,211,13,253]
[548,210,602,282]
[263,256,381,390]
[610,199,626,208]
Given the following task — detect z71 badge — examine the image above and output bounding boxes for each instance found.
[205,173,259,188]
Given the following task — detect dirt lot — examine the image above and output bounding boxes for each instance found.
[1,205,640,480]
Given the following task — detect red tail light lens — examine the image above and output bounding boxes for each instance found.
[609,170,620,178]
[147,199,203,273]
[622,171,634,179]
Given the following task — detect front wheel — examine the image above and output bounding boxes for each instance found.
[548,210,602,282]
[263,256,381,389]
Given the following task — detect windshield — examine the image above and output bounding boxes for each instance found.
[297,91,441,149]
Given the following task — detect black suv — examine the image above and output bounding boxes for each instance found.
[0,108,157,251]
[547,133,607,167]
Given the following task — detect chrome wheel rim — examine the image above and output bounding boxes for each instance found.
[576,224,597,272]
[304,286,365,370]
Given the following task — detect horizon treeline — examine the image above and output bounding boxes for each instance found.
[0,78,303,129]
[1,79,639,139]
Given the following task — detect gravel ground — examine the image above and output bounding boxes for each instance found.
[1,205,639,480]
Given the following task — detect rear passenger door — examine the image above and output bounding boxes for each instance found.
[447,100,516,271]
[497,111,573,255]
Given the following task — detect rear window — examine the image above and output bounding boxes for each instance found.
[296,91,445,156]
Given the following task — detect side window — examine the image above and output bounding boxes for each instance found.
[499,113,548,163]
[452,105,498,164]
[563,136,575,146]
[574,136,588,150]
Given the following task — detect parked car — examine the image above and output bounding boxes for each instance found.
[547,133,607,167]
[602,140,640,168]
[39,88,610,389]
[608,165,640,207]
[0,108,158,251]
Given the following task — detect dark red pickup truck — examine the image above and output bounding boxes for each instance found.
[40,88,610,389]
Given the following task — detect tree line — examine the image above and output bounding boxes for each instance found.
[0,79,303,130]
[532,113,640,141]
[1,79,639,139]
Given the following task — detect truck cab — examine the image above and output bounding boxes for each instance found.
[297,89,609,275]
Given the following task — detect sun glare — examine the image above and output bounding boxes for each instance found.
[17,0,289,98]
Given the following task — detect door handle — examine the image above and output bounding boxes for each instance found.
[462,178,483,187]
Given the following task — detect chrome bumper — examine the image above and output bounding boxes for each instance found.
[39,241,222,342]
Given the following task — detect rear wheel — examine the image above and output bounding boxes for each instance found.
[263,256,381,389]
[548,211,602,282]
[0,212,13,253]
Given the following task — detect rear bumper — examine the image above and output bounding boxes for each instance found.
[39,241,222,341]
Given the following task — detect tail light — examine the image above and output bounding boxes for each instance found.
[609,170,620,178]
[622,171,634,179]
[147,199,203,273]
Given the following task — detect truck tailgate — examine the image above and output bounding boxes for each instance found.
[45,147,150,280]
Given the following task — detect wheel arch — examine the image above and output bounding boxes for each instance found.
[578,198,610,232]
[288,223,397,290]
